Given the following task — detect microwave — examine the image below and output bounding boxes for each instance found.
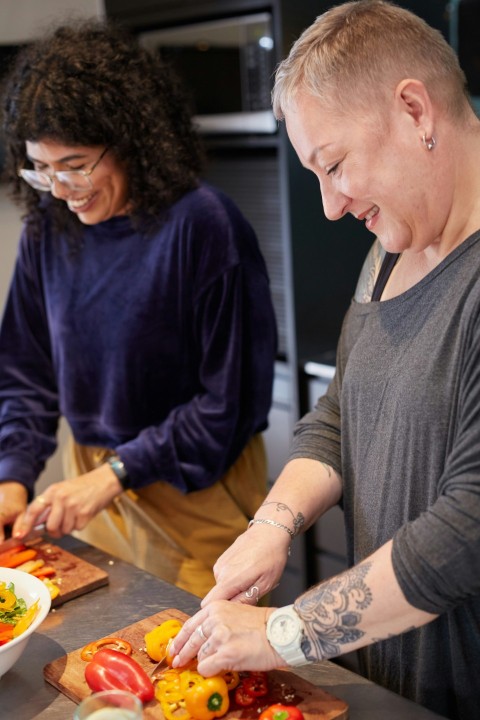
[139,12,277,135]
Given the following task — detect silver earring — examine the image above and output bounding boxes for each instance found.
[422,133,436,151]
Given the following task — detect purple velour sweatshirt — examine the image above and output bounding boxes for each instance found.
[0,183,277,497]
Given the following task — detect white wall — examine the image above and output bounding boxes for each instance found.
[0,0,104,43]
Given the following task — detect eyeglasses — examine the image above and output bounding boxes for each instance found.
[18,147,109,192]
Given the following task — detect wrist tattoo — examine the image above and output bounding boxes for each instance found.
[296,561,373,661]
[260,501,305,535]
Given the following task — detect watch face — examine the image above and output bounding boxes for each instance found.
[270,614,298,647]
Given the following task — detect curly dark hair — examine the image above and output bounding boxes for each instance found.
[1,19,205,236]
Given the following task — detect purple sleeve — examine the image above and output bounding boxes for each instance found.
[0,230,59,496]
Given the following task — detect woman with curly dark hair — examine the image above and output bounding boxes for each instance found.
[0,20,277,597]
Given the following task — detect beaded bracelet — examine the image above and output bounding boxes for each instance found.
[248,518,294,554]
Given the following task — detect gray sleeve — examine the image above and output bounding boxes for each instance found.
[288,241,380,478]
[392,306,480,614]
[288,377,343,477]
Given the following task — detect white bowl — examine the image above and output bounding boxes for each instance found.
[0,567,52,679]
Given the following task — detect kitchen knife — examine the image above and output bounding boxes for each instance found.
[149,657,170,678]
[0,523,46,553]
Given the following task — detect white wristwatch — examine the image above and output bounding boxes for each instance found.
[266,604,308,667]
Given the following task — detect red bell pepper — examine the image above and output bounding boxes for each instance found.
[259,705,305,720]
[84,648,154,703]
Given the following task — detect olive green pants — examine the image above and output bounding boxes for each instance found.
[64,434,267,598]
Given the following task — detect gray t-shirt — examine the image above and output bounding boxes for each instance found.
[290,232,480,719]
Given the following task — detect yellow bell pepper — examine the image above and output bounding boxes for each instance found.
[12,599,39,638]
[0,586,17,611]
[145,618,183,662]
[184,675,229,720]
[42,577,60,600]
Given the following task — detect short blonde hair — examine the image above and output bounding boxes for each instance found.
[272,0,469,121]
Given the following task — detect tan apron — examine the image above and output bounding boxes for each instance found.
[64,434,267,598]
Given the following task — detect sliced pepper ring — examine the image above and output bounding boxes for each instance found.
[220,669,240,690]
[0,588,16,610]
[80,636,132,661]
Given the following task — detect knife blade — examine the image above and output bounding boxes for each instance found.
[0,523,46,553]
[149,657,169,678]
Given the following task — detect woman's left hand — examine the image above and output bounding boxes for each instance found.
[11,463,123,539]
[170,600,282,676]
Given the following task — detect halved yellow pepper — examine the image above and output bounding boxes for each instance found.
[145,618,183,662]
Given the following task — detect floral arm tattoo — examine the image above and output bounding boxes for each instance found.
[259,501,305,535]
[295,562,373,660]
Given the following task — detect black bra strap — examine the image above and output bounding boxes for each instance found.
[371,252,400,301]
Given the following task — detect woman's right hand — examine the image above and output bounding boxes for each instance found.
[0,482,28,542]
[11,462,123,540]
[201,523,290,607]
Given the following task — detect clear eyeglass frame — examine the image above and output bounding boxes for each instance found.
[18,147,108,192]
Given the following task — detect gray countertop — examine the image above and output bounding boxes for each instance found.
[0,536,446,720]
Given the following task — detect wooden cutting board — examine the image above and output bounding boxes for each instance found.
[44,608,349,719]
[0,539,108,608]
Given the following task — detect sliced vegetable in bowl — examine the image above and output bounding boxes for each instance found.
[0,568,51,678]
[0,581,40,645]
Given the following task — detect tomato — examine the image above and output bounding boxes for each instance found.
[243,674,268,697]
[84,648,154,703]
[184,675,229,720]
[259,704,305,720]
[80,636,132,661]
[145,618,183,662]
[234,684,255,707]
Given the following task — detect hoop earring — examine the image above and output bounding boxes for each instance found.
[422,133,436,151]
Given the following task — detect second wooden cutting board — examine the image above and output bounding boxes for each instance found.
[44,608,349,719]
[0,539,108,607]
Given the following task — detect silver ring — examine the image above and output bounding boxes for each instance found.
[196,624,207,641]
[245,585,259,601]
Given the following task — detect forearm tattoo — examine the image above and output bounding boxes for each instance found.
[296,562,373,660]
[260,501,305,535]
